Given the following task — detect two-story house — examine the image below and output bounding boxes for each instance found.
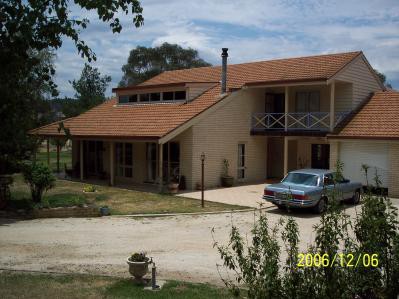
[30,49,399,197]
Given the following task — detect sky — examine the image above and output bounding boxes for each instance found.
[55,0,399,97]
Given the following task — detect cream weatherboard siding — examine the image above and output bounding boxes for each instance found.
[188,88,267,189]
[388,143,399,197]
[187,83,216,101]
[335,55,382,109]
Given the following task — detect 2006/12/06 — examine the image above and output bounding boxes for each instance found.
[297,253,379,268]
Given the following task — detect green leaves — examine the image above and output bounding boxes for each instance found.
[70,63,112,114]
[119,43,212,86]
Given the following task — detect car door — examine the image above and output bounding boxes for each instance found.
[337,177,353,199]
[323,173,344,201]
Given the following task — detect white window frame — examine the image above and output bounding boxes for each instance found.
[116,142,133,178]
[237,143,246,180]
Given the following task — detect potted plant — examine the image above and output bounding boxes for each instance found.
[168,175,179,194]
[221,159,234,187]
[127,252,150,280]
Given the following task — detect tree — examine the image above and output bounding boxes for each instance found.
[374,69,393,89]
[0,49,57,174]
[119,43,212,86]
[0,0,143,174]
[71,64,112,114]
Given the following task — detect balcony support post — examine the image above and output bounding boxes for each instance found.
[80,140,84,181]
[158,143,164,192]
[284,136,289,175]
[330,81,335,132]
[109,141,115,186]
[285,86,289,132]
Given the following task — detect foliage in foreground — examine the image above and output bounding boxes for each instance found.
[0,272,229,299]
[214,166,398,299]
[21,162,55,203]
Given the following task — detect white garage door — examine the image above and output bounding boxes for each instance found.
[340,142,389,187]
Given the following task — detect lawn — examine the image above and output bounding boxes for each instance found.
[9,174,247,215]
[36,149,72,172]
[0,271,232,299]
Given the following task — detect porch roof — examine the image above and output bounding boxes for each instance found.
[328,90,399,140]
[29,84,224,139]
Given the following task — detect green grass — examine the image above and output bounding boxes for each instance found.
[0,271,232,299]
[9,174,247,215]
[36,149,72,172]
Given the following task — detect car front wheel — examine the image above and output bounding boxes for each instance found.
[349,190,361,205]
[313,197,327,214]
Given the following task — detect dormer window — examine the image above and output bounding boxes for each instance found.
[118,90,187,104]
[129,94,138,102]
[150,93,161,101]
[174,91,186,100]
[163,92,173,101]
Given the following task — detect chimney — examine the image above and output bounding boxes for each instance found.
[221,48,228,94]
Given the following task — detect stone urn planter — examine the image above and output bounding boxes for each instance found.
[168,182,179,194]
[127,252,150,280]
[220,159,234,187]
[221,176,234,187]
[0,175,13,210]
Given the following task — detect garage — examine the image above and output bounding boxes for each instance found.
[339,141,389,188]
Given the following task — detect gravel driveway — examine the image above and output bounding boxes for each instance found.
[1,201,398,285]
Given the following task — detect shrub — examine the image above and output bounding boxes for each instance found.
[214,162,399,299]
[83,185,96,192]
[128,252,149,263]
[21,162,55,203]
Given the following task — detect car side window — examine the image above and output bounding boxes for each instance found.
[323,174,334,186]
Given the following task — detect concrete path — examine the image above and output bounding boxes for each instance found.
[178,183,271,208]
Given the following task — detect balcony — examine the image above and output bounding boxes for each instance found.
[251,112,350,134]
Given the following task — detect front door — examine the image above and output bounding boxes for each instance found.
[311,144,330,169]
[265,93,285,129]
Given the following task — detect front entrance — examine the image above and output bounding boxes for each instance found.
[267,137,284,179]
[311,144,330,169]
[163,142,180,183]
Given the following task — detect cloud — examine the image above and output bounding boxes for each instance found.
[54,0,399,97]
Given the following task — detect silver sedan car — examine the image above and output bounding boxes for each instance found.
[263,169,362,213]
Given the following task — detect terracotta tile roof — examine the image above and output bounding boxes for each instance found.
[31,51,363,138]
[30,84,223,138]
[329,90,399,139]
[138,51,361,89]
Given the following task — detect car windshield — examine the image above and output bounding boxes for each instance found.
[282,173,319,186]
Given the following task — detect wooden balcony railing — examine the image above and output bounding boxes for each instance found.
[251,112,350,132]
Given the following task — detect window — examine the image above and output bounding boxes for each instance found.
[174,90,186,101]
[116,143,133,178]
[150,93,160,101]
[119,95,129,104]
[129,94,138,102]
[140,93,149,102]
[295,91,320,112]
[323,173,334,186]
[237,144,246,179]
[163,92,174,101]
[283,173,319,186]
